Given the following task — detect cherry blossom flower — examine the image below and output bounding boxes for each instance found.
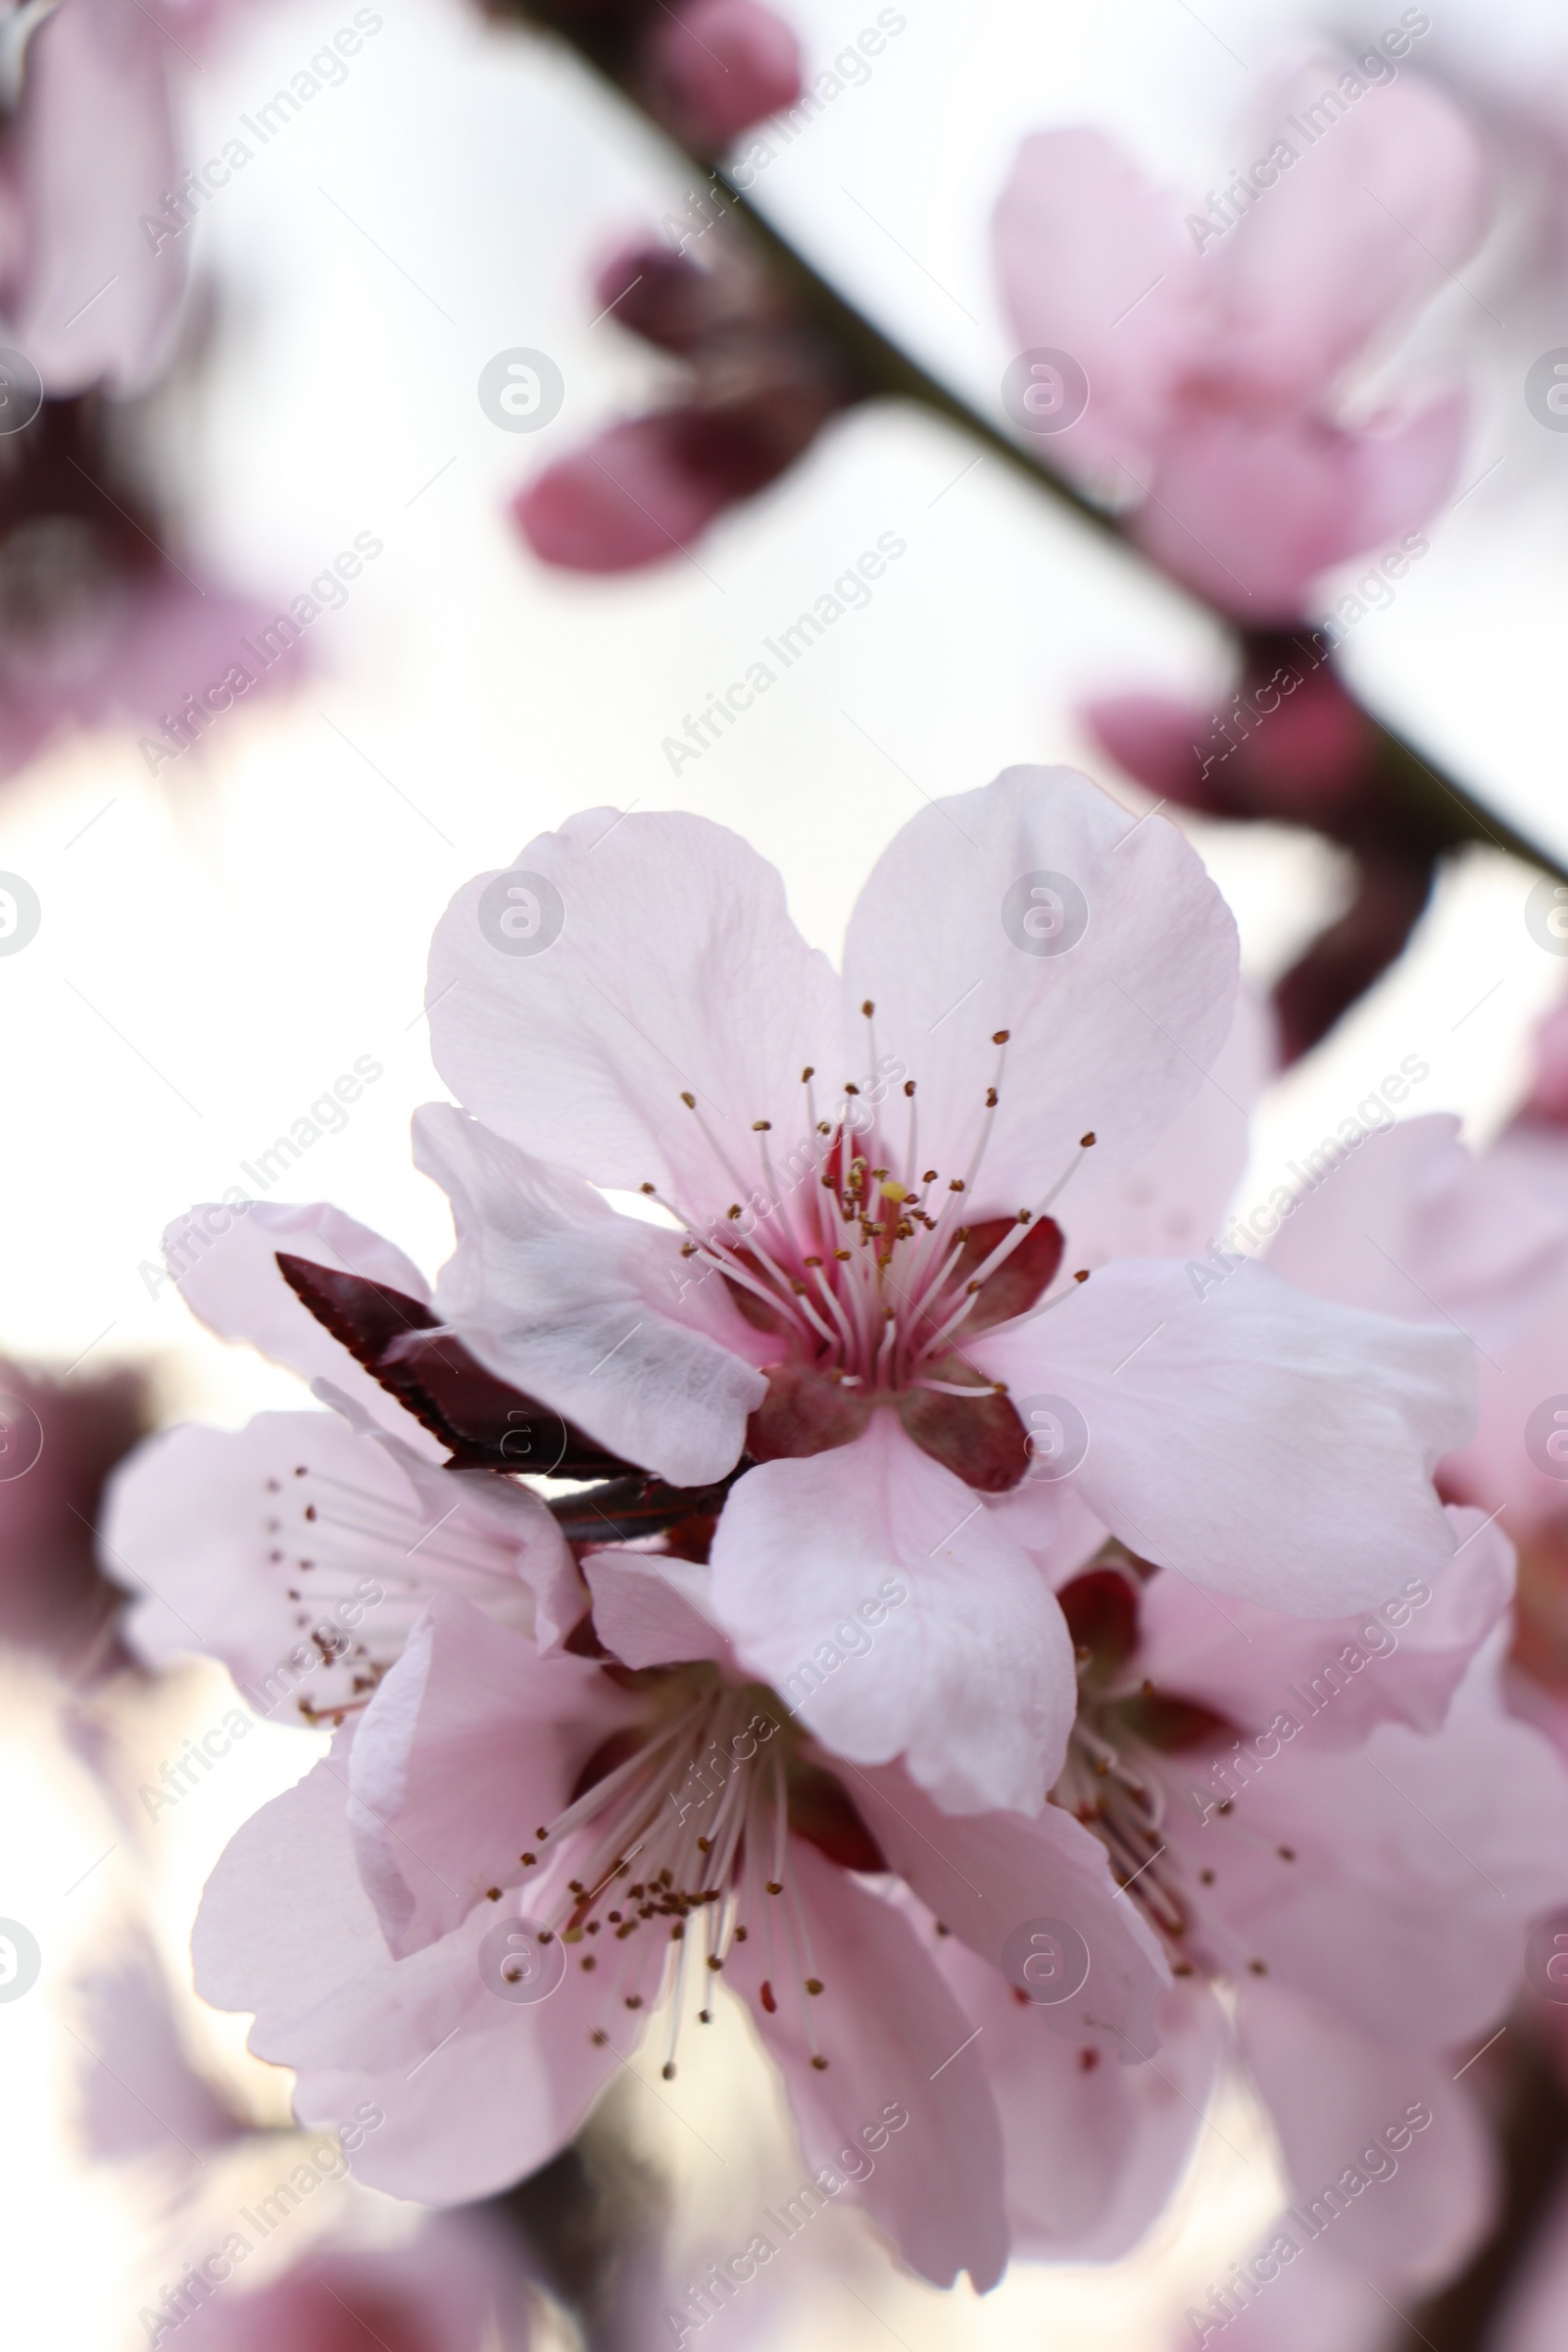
[416,767,1472,1812]
[950,1519,1568,2304]
[104,1199,596,1724]
[994,62,1489,619]
[190,1544,1169,2279]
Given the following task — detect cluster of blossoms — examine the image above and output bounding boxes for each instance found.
[98,764,1568,2332]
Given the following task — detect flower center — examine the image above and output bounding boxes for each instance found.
[642,1010,1096,1489]
[507,1667,882,2076]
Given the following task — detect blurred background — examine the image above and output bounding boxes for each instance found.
[6,0,1568,2339]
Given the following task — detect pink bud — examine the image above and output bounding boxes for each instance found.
[642,0,802,148]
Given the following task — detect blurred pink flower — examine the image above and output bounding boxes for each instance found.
[177,2224,535,2352]
[514,236,857,572]
[191,1552,1166,2276]
[0,1354,148,1671]
[995,61,1489,619]
[0,400,306,784]
[640,0,802,150]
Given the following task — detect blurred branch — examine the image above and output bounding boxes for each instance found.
[1399,2030,1568,2351]
[509,1,1568,890]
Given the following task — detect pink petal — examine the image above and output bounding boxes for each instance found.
[102,1408,459,1713]
[413,1104,766,1489]
[1239,1979,1495,2291]
[1055,988,1269,1269]
[929,1946,1223,2259]
[582,1548,732,1669]
[992,128,1203,480]
[1171,1646,1568,2046]
[163,1198,440,1449]
[1136,1503,1515,1747]
[195,1744,643,2203]
[641,0,802,148]
[721,1837,1007,2292]
[978,1256,1474,1614]
[425,808,842,1216]
[347,1595,631,1958]
[710,1415,1077,1814]
[8,0,184,393]
[1215,64,1489,409]
[850,1763,1170,2062]
[841,764,1239,1209]
[514,412,770,573]
[1131,392,1468,621]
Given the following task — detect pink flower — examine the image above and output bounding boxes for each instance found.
[416,768,1472,1812]
[639,0,802,151]
[994,63,1488,619]
[971,1524,1568,2303]
[190,1551,1170,2276]
[104,1198,593,1722]
[176,2224,536,2352]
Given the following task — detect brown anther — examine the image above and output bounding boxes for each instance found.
[727,1203,743,1220]
[805,1255,822,1268]
[765,1881,783,1895]
[802,1065,814,1082]
[640,1182,656,1195]
[696,1837,711,1854]
[1077,2048,1101,2074]
[537,1930,554,1942]
[1277,1845,1296,1861]
[1216,1800,1234,1816]
[1249,1959,1268,1975]
[1200,1869,1215,1885]
[706,1955,723,1971]
[486,1887,502,1902]
[681,1092,696,1108]
[805,1977,823,1995]
[845,1082,859,1096]
[922,1169,938,1184]
[904,1079,915,1097]
[536,1828,548,1840]
[934,1921,951,1936]
[734,1926,748,1941]
[581,1956,596,1971]
[624,1994,643,2009]
[699,2008,712,2023]
[591,2029,608,2045]
[752,1119,771,1132]
[662,2061,676,2080]
[810,2055,828,2071]
[993,1029,1010,1045]
[949,1178,965,1192]
[985,1088,998,1108]
[1074,1268,1090,1283]
[1081,1131,1096,1147]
